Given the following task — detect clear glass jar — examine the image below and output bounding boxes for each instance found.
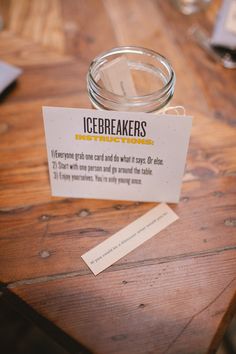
[87,46,175,113]
[171,0,212,15]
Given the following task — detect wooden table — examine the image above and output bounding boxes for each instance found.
[0,1,235,353]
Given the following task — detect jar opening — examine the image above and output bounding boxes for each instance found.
[87,46,175,112]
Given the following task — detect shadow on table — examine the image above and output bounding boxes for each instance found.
[0,81,18,104]
[0,289,235,354]
[217,313,236,354]
[0,294,69,354]
[0,284,93,354]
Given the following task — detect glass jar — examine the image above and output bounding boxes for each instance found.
[171,0,212,15]
[87,46,175,113]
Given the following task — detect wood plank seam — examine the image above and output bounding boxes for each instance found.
[6,245,236,289]
[162,277,236,354]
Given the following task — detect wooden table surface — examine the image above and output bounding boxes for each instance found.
[0,1,236,353]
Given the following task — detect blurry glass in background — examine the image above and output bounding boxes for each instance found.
[171,0,212,15]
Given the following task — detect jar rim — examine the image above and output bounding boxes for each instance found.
[87,46,175,101]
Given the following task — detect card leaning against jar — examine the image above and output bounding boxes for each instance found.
[43,107,192,203]
[43,47,192,203]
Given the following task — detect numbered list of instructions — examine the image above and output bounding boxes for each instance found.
[51,150,164,187]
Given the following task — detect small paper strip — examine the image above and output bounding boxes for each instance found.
[81,203,178,275]
[100,56,137,96]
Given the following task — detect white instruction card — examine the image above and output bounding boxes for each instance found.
[43,107,192,203]
[82,203,178,275]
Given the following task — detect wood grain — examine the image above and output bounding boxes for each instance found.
[61,0,117,59]
[13,250,236,354]
[0,0,236,353]
[0,176,235,285]
[1,0,65,53]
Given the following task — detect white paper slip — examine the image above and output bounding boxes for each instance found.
[211,0,236,49]
[81,203,178,275]
[43,107,192,203]
[226,1,236,34]
[0,61,22,94]
[100,56,137,96]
